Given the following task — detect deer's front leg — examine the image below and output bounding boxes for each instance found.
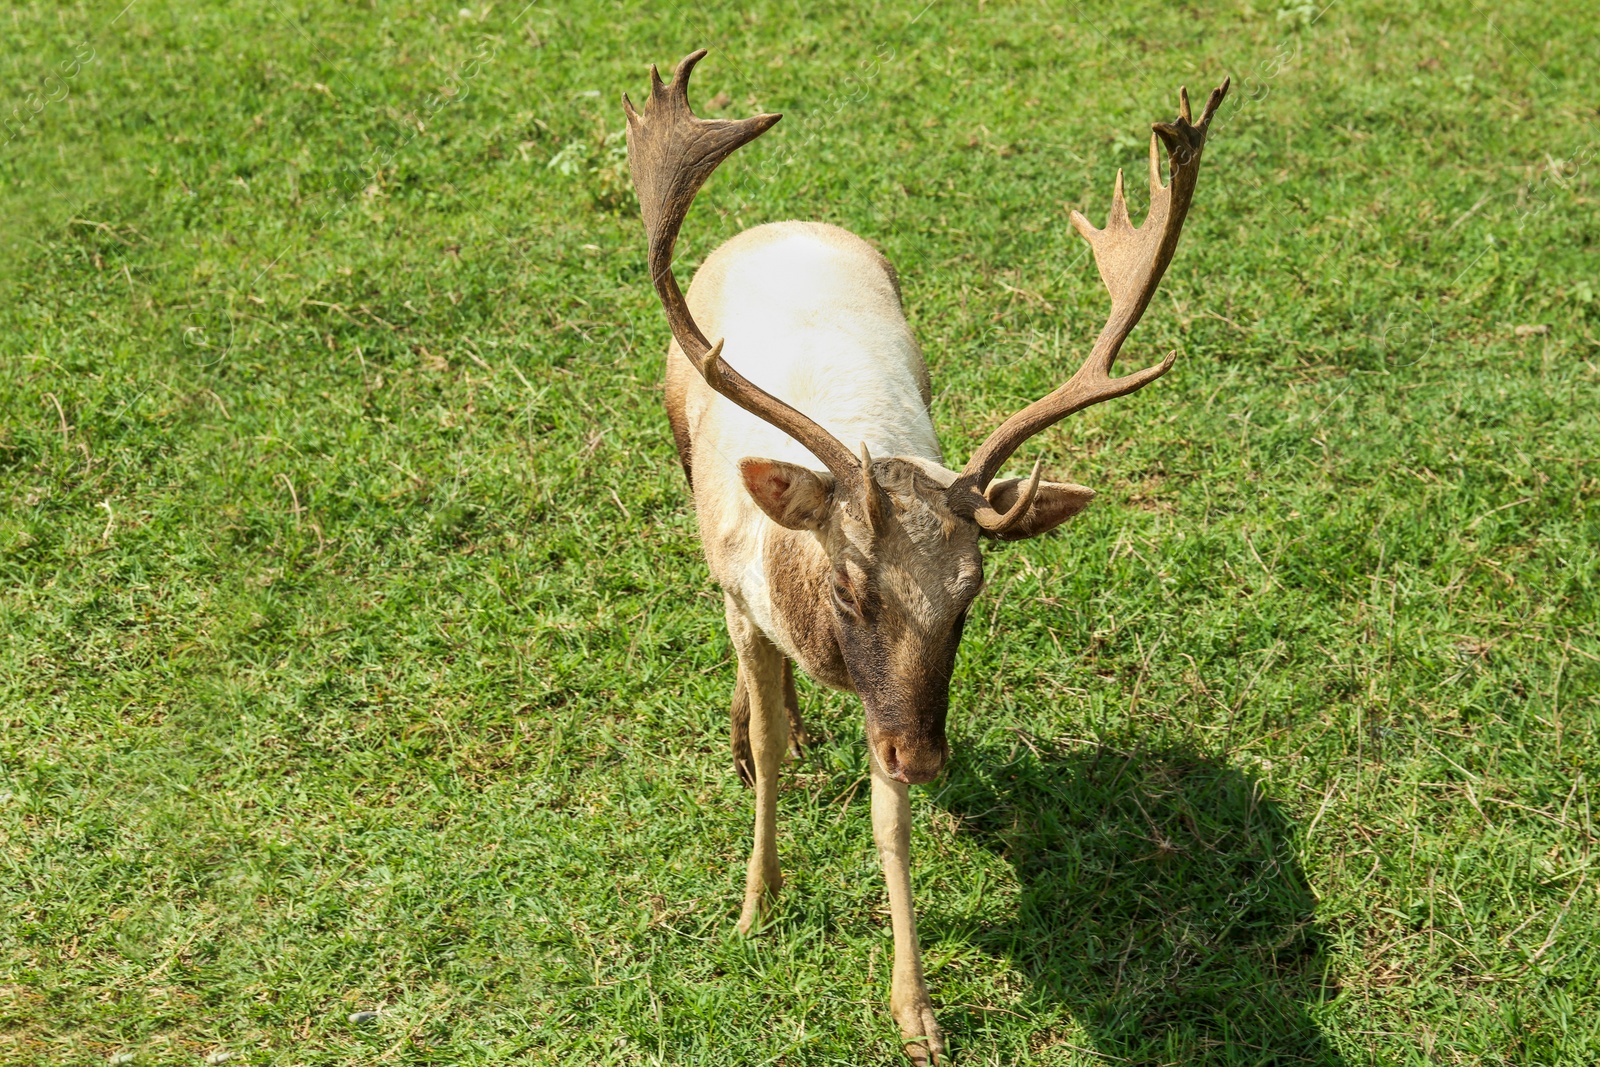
[726,600,788,934]
[871,751,944,1065]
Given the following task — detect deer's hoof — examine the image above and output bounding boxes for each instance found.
[736,876,782,935]
[786,732,809,760]
[894,1001,944,1066]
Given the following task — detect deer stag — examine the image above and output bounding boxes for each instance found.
[624,50,1227,1064]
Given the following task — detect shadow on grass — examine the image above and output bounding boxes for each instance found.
[932,738,1341,1065]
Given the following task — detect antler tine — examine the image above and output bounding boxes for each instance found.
[970,456,1043,534]
[1198,78,1230,127]
[624,49,862,485]
[1109,169,1131,231]
[957,77,1229,493]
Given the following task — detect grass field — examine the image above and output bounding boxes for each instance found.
[2,1,1598,1064]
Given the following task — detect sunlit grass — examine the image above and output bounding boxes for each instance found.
[2,1,1597,1064]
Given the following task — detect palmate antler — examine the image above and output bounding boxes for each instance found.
[953,78,1230,534]
[624,50,865,488]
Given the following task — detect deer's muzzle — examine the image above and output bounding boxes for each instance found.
[870,729,949,785]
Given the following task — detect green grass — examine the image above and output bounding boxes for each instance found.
[2,1,1597,1064]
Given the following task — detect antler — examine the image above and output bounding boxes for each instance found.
[624,50,862,486]
[955,78,1230,531]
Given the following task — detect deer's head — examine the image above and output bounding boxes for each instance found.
[734,451,1094,782]
[626,50,1227,784]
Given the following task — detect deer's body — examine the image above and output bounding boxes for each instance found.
[667,221,940,683]
[624,51,1227,1065]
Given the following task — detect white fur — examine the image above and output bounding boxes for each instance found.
[679,223,938,465]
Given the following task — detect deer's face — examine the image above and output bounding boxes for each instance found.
[822,460,983,783]
[741,455,1095,784]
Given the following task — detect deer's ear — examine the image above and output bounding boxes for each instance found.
[980,478,1095,541]
[739,459,835,531]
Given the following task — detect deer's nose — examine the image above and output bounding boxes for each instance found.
[876,736,948,785]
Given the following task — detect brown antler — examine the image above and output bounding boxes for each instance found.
[624,49,862,485]
[955,78,1230,532]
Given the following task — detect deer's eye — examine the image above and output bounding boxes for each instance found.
[831,572,863,618]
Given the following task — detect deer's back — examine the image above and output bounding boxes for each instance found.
[665,221,938,496]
